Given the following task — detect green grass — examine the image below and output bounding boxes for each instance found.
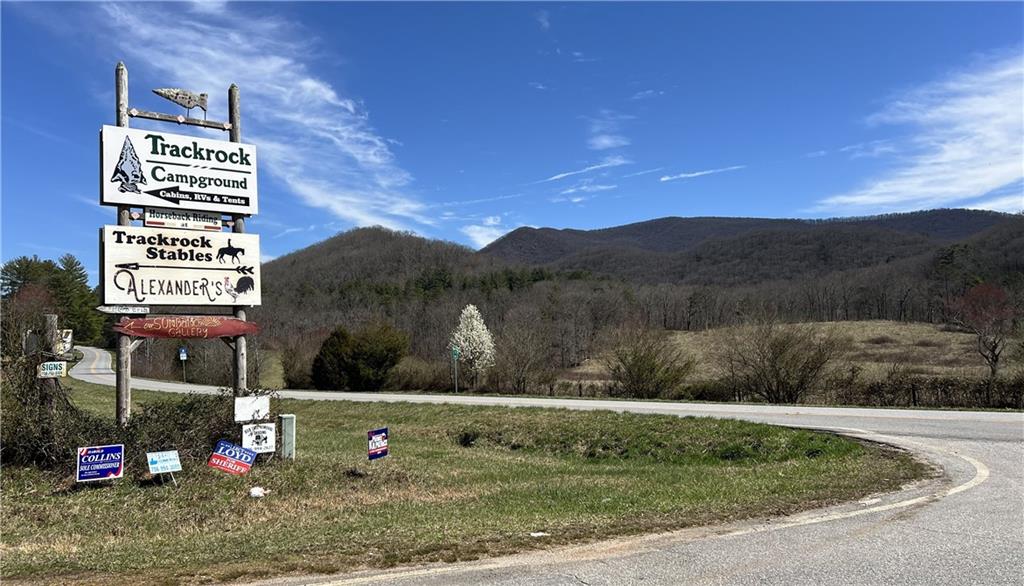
[1,379,929,585]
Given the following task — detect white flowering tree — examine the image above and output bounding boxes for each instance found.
[449,304,495,386]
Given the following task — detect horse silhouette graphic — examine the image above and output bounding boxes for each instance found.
[216,240,245,264]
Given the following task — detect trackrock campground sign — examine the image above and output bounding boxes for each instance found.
[102,225,261,306]
[101,125,258,215]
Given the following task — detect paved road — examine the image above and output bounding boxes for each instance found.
[72,347,1024,585]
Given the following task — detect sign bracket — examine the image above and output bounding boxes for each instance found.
[128,107,231,131]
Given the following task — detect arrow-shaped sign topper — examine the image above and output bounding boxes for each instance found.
[112,316,261,339]
[115,262,255,275]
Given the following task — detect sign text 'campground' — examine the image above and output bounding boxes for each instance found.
[102,225,260,306]
[101,125,258,215]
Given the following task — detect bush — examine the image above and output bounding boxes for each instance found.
[1,355,253,478]
[384,357,451,391]
[603,328,695,399]
[312,323,409,392]
[715,317,845,404]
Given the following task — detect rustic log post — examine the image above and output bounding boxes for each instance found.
[115,61,132,426]
[229,83,248,395]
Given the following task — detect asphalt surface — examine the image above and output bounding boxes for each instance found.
[71,346,1024,585]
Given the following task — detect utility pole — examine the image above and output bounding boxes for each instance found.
[229,83,248,396]
[115,61,132,426]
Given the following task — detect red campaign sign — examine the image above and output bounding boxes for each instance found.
[207,440,255,475]
[113,316,260,339]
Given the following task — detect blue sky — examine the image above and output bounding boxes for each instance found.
[2,2,1022,281]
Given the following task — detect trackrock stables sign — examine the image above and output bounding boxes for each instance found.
[102,225,261,306]
[113,316,261,339]
[100,125,258,215]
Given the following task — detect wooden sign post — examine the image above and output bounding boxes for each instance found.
[108,63,259,426]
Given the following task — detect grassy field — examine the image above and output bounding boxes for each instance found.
[1,378,928,585]
[570,320,992,383]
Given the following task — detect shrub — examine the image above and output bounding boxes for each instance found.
[715,317,846,404]
[312,323,409,392]
[385,357,450,392]
[603,328,695,399]
[1,355,252,478]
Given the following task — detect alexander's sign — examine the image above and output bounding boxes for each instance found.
[100,125,258,215]
[101,225,261,306]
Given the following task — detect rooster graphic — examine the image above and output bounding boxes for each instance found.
[224,276,256,301]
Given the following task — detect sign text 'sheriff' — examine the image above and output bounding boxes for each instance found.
[102,225,261,306]
[100,125,258,215]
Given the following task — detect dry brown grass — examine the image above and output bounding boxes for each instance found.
[567,321,990,384]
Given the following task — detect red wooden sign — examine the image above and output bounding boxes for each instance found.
[112,316,260,339]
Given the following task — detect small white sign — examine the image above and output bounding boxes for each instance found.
[179,347,188,361]
[96,305,150,315]
[234,395,270,422]
[145,207,223,232]
[101,125,258,215]
[37,361,67,379]
[146,450,182,474]
[54,330,74,355]
[242,423,276,454]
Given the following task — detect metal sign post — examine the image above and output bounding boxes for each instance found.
[452,345,460,393]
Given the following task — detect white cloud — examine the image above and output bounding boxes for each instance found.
[587,109,634,134]
[630,89,664,100]
[528,81,548,90]
[838,139,897,159]
[804,150,828,158]
[535,10,550,31]
[96,4,429,231]
[261,253,278,263]
[622,167,663,178]
[560,182,617,195]
[482,215,502,226]
[188,0,227,14]
[538,155,631,183]
[461,224,511,248]
[588,134,630,150]
[660,165,746,182]
[965,194,1024,213]
[817,51,1024,213]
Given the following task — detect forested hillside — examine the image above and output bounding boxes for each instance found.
[250,210,1023,387]
[481,209,1018,284]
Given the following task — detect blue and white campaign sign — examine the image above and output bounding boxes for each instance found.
[76,444,125,482]
[208,440,256,475]
[146,450,182,474]
[368,427,389,461]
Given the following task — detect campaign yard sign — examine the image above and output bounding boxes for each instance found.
[234,395,270,422]
[101,125,258,215]
[77,444,125,482]
[146,450,183,474]
[368,427,389,461]
[101,225,261,306]
[207,440,256,475]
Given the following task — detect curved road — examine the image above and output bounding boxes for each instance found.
[72,347,1024,585]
